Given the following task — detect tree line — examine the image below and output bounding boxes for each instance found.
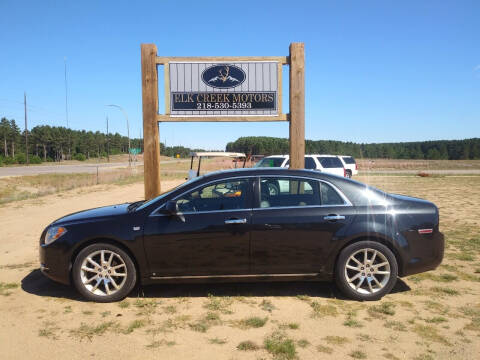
[226,136,480,160]
[0,117,143,164]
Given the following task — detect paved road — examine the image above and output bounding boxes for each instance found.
[1,162,479,178]
[362,169,480,175]
[0,162,142,177]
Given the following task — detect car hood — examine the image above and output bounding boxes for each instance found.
[52,203,130,225]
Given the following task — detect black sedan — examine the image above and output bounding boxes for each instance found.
[39,168,444,302]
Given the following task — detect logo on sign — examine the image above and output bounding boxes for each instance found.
[201,64,246,88]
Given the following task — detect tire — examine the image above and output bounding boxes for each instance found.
[72,243,137,302]
[345,170,352,178]
[335,241,398,301]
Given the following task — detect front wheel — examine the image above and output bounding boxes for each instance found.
[335,241,398,301]
[72,243,137,302]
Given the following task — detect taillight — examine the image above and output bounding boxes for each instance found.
[344,168,346,177]
[355,163,358,170]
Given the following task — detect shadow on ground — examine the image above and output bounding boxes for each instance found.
[21,269,84,301]
[22,268,411,302]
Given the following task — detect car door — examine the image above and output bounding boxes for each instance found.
[143,178,252,277]
[251,176,355,274]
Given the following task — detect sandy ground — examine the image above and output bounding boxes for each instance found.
[0,176,479,360]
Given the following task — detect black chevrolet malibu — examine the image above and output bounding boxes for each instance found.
[40,168,444,302]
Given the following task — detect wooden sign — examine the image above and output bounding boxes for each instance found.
[141,44,304,199]
[168,62,280,117]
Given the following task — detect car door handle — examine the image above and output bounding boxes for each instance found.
[265,224,282,229]
[225,218,247,224]
[324,214,346,221]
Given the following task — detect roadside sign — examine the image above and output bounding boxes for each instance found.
[169,62,278,116]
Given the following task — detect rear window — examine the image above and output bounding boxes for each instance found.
[255,157,285,168]
[317,157,344,168]
[342,156,356,164]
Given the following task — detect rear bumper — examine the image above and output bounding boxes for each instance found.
[400,231,444,277]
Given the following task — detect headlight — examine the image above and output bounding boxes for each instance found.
[45,226,67,245]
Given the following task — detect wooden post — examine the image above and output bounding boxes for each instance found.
[288,43,305,169]
[141,44,161,199]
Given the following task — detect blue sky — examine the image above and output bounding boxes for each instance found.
[1,0,479,149]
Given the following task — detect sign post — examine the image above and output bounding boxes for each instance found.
[141,43,305,199]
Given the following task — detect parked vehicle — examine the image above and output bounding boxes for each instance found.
[187,152,246,179]
[338,156,358,178]
[40,168,444,302]
[255,154,346,177]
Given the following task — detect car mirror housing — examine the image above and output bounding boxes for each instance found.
[164,200,185,222]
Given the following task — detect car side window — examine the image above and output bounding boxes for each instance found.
[304,157,316,169]
[259,177,320,208]
[320,182,345,205]
[176,179,249,213]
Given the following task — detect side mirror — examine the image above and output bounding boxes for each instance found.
[164,200,185,222]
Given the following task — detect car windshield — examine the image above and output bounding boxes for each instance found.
[254,157,285,167]
[135,177,202,211]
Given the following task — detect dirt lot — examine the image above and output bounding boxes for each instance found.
[0,174,479,360]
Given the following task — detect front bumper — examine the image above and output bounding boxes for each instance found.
[39,242,71,285]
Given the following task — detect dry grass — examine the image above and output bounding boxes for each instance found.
[1,163,480,359]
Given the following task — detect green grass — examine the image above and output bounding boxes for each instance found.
[237,340,260,351]
[464,317,480,332]
[189,312,222,333]
[350,350,367,359]
[316,344,334,354]
[279,322,300,330]
[430,286,459,296]
[163,305,177,314]
[424,316,447,324]
[297,339,310,348]
[264,331,297,360]
[413,324,451,345]
[310,301,338,318]
[323,335,350,346]
[146,339,176,348]
[0,282,18,296]
[209,337,227,345]
[203,294,233,314]
[409,273,458,283]
[118,300,130,309]
[82,310,94,316]
[384,320,407,331]
[259,299,277,312]
[343,316,363,328]
[38,321,60,340]
[122,319,146,334]
[134,299,158,316]
[63,305,72,314]
[235,316,268,329]
[367,302,396,318]
[70,321,117,341]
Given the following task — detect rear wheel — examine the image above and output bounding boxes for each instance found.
[335,241,397,301]
[345,170,352,178]
[72,243,137,302]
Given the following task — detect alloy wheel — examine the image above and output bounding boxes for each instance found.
[80,249,128,296]
[344,248,391,295]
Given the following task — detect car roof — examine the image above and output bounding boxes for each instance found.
[198,167,343,180]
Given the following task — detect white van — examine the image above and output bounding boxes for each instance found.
[255,154,346,177]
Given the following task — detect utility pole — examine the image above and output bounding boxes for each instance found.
[106,115,110,162]
[24,92,29,164]
[105,104,131,165]
[64,57,70,160]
